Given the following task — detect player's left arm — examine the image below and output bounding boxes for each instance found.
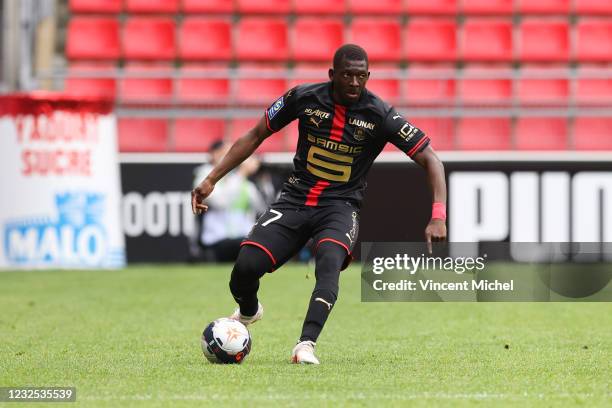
[382,107,447,250]
[412,146,447,251]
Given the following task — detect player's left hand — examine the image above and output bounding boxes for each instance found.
[425,219,447,254]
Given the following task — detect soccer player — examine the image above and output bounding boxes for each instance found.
[192,44,447,364]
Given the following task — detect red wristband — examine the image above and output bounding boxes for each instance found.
[432,202,446,221]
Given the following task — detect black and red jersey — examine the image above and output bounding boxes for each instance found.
[264,81,430,207]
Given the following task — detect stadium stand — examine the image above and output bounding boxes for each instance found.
[461,19,513,62]
[118,118,169,152]
[349,18,402,62]
[574,118,612,150]
[182,0,234,13]
[404,65,456,105]
[517,19,570,62]
[516,66,569,105]
[65,62,116,99]
[404,18,456,62]
[178,18,232,60]
[123,18,176,60]
[63,0,612,153]
[235,18,289,61]
[174,119,226,152]
[575,19,612,62]
[69,0,122,13]
[293,0,347,15]
[292,18,344,62]
[515,118,568,150]
[347,0,403,15]
[459,66,513,105]
[516,0,570,14]
[120,63,173,103]
[455,118,512,150]
[575,0,612,15]
[176,64,231,105]
[125,0,179,14]
[234,64,288,105]
[462,0,513,15]
[236,0,292,14]
[404,0,458,15]
[66,18,120,60]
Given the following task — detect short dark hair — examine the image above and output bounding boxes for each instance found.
[209,139,224,153]
[333,44,368,69]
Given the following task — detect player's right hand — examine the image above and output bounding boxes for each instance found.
[191,179,215,215]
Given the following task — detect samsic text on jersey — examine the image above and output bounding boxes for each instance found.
[264,82,430,207]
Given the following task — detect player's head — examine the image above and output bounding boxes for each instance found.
[329,44,370,105]
[209,139,229,164]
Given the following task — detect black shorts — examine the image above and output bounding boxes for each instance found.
[241,200,359,272]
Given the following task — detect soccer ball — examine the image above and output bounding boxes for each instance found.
[201,318,252,364]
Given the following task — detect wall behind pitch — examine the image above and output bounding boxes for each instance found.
[121,160,612,263]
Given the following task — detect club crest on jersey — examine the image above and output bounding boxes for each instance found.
[267,96,284,120]
[353,127,366,141]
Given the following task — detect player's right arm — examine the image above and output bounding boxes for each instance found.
[191,116,272,215]
[192,87,299,215]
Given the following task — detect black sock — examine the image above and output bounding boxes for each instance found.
[229,244,271,316]
[299,241,345,342]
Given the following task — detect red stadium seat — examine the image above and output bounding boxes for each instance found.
[118,119,169,152]
[173,119,226,152]
[462,0,513,15]
[176,64,230,104]
[290,64,329,87]
[575,67,612,104]
[179,18,232,60]
[574,118,612,150]
[235,18,289,61]
[182,0,234,13]
[230,118,287,152]
[515,118,568,150]
[575,0,612,15]
[404,0,458,15]
[66,18,120,60]
[404,66,456,105]
[459,66,512,105]
[236,0,291,14]
[518,19,570,62]
[404,18,457,62]
[120,63,173,103]
[64,63,116,99]
[461,19,513,62]
[294,0,347,15]
[123,18,175,60]
[292,18,344,62]
[516,0,570,14]
[516,66,569,105]
[456,118,512,150]
[69,0,121,13]
[366,66,401,104]
[575,19,612,62]
[349,18,402,62]
[348,0,402,14]
[235,64,288,105]
[414,118,454,150]
[125,0,179,13]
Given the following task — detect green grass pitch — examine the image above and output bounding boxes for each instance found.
[0,264,610,407]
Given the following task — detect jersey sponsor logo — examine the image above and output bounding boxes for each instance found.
[348,117,375,130]
[309,117,323,128]
[304,108,331,119]
[307,134,363,155]
[398,123,419,142]
[267,96,284,120]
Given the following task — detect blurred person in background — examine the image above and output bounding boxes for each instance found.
[189,140,267,262]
